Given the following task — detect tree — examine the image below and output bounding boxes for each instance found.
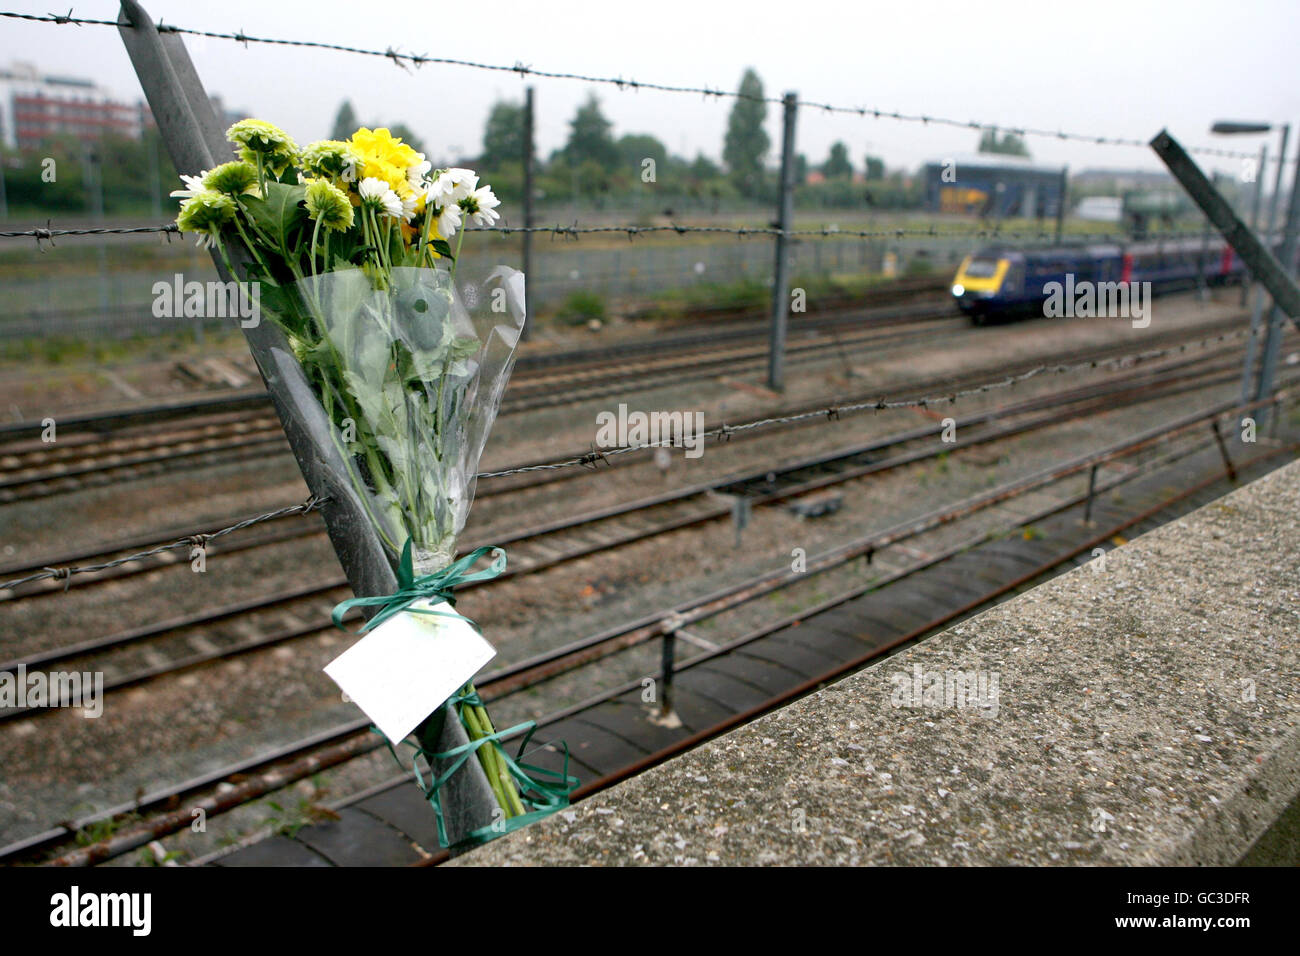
[480,100,526,170]
[563,94,619,170]
[824,141,852,178]
[723,68,769,197]
[616,133,668,176]
[794,153,809,184]
[864,155,885,180]
[330,100,358,141]
[689,153,721,180]
[977,129,1030,157]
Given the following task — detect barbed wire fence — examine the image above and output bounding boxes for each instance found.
[0,5,1287,598]
[0,2,1293,861]
[0,9,1286,162]
[0,223,1266,244]
[2,7,1281,346]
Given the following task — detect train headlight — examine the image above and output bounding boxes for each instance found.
[951,283,965,297]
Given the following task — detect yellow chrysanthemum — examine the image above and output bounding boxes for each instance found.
[350,127,422,170]
[349,127,423,195]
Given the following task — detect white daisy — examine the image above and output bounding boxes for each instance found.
[422,180,463,238]
[459,184,501,227]
[441,167,479,202]
[424,172,456,209]
[169,172,207,200]
[434,201,462,239]
[406,154,432,191]
[400,193,419,223]
[358,176,404,220]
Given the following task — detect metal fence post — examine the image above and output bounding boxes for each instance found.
[1150,130,1300,318]
[767,91,797,392]
[1241,126,1289,404]
[1082,463,1099,526]
[659,628,677,717]
[1055,165,1068,244]
[1210,419,1238,481]
[1242,143,1267,307]
[520,85,534,341]
[1253,141,1300,427]
[1196,193,1211,300]
[115,0,499,846]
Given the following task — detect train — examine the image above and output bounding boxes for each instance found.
[950,237,1248,324]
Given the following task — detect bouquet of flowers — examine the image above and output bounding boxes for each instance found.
[172,119,572,843]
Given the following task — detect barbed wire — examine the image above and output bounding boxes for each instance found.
[0,325,1257,593]
[0,219,1235,248]
[0,9,1279,163]
[478,327,1253,475]
[0,495,326,592]
[0,223,180,246]
[475,223,1221,244]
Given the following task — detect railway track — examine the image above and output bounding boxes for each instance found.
[0,337,1260,621]
[5,283,1243,504]
[0,295,955,498]
[6,389,1292,867]
[0,296,1286,865]
[0,306,1261,532]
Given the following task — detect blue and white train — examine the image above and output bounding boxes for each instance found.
[950,237,1249,324]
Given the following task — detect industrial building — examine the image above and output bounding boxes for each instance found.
[921,153,1067,219]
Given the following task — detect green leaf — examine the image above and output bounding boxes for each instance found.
[240,182,308,254]
[430,238,453,261]
[349,244,380,266]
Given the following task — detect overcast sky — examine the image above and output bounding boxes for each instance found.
[4,0,1299,178]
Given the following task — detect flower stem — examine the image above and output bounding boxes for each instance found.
[310,216,323,280]
[448,226,466,283]
[459,687,512,815]
[459,683,526,819]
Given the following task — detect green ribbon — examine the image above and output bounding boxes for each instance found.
[385,686,580,849]
[330,539,507,633]
[335,540,577,847]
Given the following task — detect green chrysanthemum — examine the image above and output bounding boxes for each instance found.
[227,118,299,176]
[175,190,237,249]
[304,178,355,232]
[201,160,260,197]
[300,140,361,183]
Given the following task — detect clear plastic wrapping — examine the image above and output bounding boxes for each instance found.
[294,264,526,573]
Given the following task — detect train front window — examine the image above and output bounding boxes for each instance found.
[964,257,1000,278]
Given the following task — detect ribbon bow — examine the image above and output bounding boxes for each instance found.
[330,539,507,633]
[387,687,580,848]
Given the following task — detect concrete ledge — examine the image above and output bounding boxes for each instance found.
[455,457,1300,866]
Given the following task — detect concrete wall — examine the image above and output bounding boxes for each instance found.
[455,458,1300,866]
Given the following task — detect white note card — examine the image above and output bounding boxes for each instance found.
[324,599,496,745]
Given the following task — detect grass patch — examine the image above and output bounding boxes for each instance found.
[0,327,245,369]
[552,290,607,326]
